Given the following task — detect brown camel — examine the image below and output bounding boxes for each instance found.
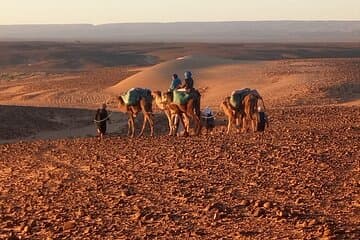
[220,89,265,133]
[242,93,259,132]
[118,88,154,137]
[153,90,201,136]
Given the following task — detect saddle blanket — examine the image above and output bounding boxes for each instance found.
[122,88,151,106]
[173,90,191,105]
[230,88,251,109]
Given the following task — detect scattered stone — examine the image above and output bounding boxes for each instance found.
[63,221,75,231]
[307,219,317,227]
[253,208,264,217]
[295,197,303,205]
[323,227,332,237]
[132,211,141,221]
[254,200,262,207]
[239,200,250,206]
[296,221,307,228]
[263,202,272,209]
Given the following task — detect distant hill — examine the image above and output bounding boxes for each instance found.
[1,21,360,42]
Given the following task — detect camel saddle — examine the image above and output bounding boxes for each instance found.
[230,88,251,109]
[122,88,151,106]
[172,89,191,105]
[230,88,263,109]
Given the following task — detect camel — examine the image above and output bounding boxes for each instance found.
[220,89,265,133]
[117,88,154,137]
[242,93,259,132]
[220,97,242,134]
[153,89,201,136]
[152,90,178,136]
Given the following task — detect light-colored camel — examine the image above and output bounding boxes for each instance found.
[152,91,178,136]
[153,90,201,136]
[117,90,154,137]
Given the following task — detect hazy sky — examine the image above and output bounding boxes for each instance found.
[1,0,360,24]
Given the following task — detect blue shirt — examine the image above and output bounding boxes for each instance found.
[169,78,182,91]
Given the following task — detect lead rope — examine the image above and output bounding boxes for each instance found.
[201,111,222,119]
[93,110,113,123]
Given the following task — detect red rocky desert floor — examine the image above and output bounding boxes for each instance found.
[0,106,359,239]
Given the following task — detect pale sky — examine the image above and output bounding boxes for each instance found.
[1,0,359,25]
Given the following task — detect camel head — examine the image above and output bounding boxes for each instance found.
[152,90,172,110]
[220,97,236,118]
[164,91,173,103]
[117,95,128,112]
[151,91,162,101]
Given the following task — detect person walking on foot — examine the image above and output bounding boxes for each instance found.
[95,103,110,140]
[257,105,269,132]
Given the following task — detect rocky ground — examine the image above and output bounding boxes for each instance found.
[1,105,359,239]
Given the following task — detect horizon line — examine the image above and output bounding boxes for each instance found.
[1,19,360,26]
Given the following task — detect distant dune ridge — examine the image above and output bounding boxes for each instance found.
[1,21,360,42]
[106,55,266,106]
[107,55,237,92]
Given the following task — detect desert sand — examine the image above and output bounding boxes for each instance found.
[0,43,359,239]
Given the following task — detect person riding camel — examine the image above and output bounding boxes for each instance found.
[169,73,182,92]
[182,71,194,92]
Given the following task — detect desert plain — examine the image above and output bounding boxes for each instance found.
[0,42,359,239]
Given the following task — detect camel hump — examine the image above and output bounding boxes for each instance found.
[173,90,191,105]
[230,88,252,108]
[122,88,152,106]
[249,89,262,99]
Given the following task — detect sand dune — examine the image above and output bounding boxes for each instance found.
[107,55,238,93]
[1,54,359,143]
[107,55,269,106]
[107,56,360,108]
[0,43,359,239]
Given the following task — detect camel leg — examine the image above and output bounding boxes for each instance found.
[175,114,181,134]
[251,118,255,133]
[138,112,154,137]
[138,98,154,137]
[193,114,201,135]
[227,118,231,134]
[179,114,188,137]
[242,117,247,133]
[147,113,154,137]
[195,114,202,135]
[237,113,244,133]
[165,110,173,136]
[235,113,240,133]
[127,118,132,136]
[171,114,179,136]
[252,112,259,132]
[138,113,147,137]
[128,114,135,138]
[172,114,183,136]
[185,115,191,134]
